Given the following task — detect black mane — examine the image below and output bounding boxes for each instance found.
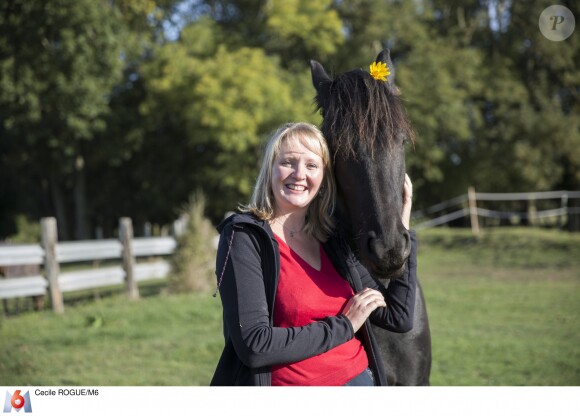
[317,69,414,160]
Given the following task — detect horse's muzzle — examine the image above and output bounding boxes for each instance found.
[366,229,411,278]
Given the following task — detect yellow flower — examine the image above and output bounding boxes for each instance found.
[369,61,390,81]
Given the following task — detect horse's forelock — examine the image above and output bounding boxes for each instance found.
[321,70,414,160]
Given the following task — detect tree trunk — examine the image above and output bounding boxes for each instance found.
[48,173,69,241]
[74,154,89,240]
[568,199,580,232]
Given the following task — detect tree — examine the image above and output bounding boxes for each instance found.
[2,0,578,238]
[333,0,485,204]
[0,0,124,239]
[129,15,323,221]
[332,0,579,210]
[470,0,580,193]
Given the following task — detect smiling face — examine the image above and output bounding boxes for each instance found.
[271,135,324,216]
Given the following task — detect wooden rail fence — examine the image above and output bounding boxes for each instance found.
[0,217,176,314]
[2,190,578,312]
[413,189,580,234]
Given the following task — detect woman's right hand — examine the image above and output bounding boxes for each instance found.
[341,288,386,333]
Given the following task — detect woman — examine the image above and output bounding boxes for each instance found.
[211,122,417,386]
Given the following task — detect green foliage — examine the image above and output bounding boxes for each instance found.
[331,0,579,208]
[1,0,579,237]
[138,17,322,217]
[0,0,125,239]
[168,192,217,293]
[0,0,123,141]
[5,216,41,244]
[422,1,580,201]
[401,39,484,195]
[454,0,580,197]
[264,0,344,66]
[333,0,486,200]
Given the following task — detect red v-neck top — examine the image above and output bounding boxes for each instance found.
[271,234,368,386]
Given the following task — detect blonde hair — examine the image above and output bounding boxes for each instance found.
[241,122,336,241]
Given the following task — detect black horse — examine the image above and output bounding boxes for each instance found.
[310,50,431,385]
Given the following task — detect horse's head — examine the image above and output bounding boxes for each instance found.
[311,49,414,279]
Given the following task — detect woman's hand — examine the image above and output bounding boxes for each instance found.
[402,174,413,230]
[342,288,386,333]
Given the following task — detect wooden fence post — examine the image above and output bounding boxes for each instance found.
[560,193,568,229]
[119,217,140,300]
[41,217,64,314]
[468,186,480,236]
[527,197,537,226]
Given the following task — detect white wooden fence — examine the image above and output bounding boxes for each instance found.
[0,217,176,314]
[2,190,577,312]
[413,189,580,234]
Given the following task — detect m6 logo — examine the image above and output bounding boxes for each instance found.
[3,390,32,413]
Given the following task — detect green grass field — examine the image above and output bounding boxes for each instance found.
[1,227,578,386]
[418,227,580,385]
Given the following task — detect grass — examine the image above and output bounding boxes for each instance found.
[1,227,579,386]
[0,291,223,385]
[417,227,580,386]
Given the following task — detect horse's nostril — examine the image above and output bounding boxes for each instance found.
[367,229,411,268]
[368,231,386,260]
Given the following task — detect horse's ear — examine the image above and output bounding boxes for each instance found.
[310,60,332,107]
[375,49,395,86]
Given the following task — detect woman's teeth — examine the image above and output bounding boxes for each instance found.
[286,184,306,191]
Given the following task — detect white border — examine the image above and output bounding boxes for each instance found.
[1,386,578,416]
